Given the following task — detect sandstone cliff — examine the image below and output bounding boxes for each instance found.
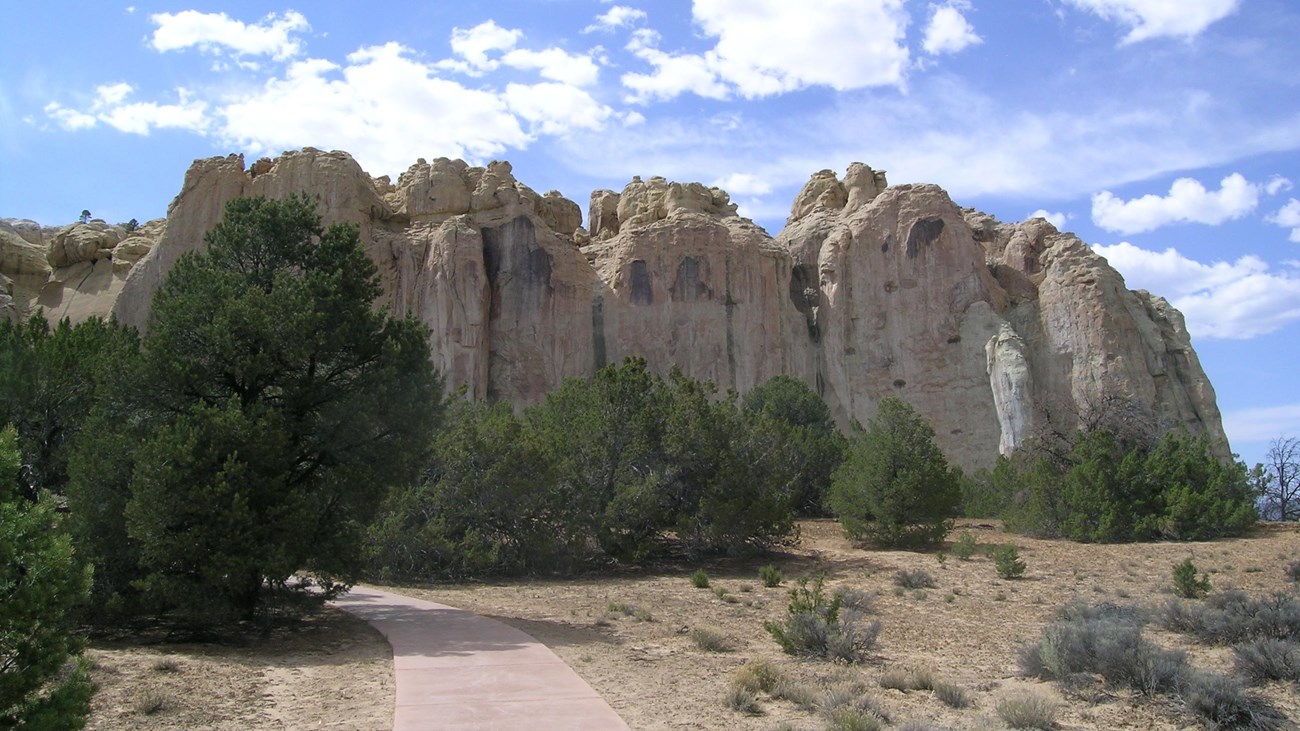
[1,149,1228,468]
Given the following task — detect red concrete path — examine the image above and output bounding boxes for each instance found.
[334,585,630,731]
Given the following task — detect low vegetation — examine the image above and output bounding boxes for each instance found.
[764,573,881,663]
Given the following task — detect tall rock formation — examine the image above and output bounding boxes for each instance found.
[1,149,1228,469]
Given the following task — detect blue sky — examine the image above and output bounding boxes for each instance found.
[2,0,1298,466]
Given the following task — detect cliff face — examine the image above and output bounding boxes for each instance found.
[2,149,1228,469]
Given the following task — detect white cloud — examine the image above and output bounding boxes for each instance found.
[150,10,308,60]
[504,82,612,135]
[439,20,599,86]
[621,0,909,102]
[1223,404,1300,445]
[713,173,773,196]
[44,103,96,131]
[94,82,134,107]
[583,6,646,33]
[219,43,531,172]
[923,3,982,55]
[1027,209,1068,229]
[1267,199,1300,243]
[1091,173,1259,234]
[1265,176,1293,196]
[442,20,521,74]
[1064,0,1240,43]
[97,88,210,135]
[501,48,600,87]
[1093,241,1300,339]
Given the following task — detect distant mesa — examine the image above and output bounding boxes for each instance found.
[0,148,1228,469]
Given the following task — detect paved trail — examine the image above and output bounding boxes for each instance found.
[335,585,630,731]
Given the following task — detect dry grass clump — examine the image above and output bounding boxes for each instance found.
[733,659,784,694]
[690,626,735,652]
[133,688,171,716]
[994,689,1058,730]
[725,685,763,714]
[893,569,936,589]
[932,681,970,709]
[878,666,935,692]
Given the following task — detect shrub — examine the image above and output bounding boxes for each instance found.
[733,660,783,693]
[691,569,711,588]
[1173,558,1211,598]
[764,573,880,663]
[820,681,891,723]
[932,681,970,709]
[893,569,936,589]
[771,678,820,710]
[1019,609,1186,696]
[1159,591,1300,645]
[1232,639,1300,683]
[825,708,882,731]
[1285,560,1300,583]
[952,531,977,560]
[879,667,935,692]
[1180,671,1288,731]
[759,564,783,587]
[133,689,169,716]
[992,545,1026,579]
[725,686,761,714]
[827,397,960,548]
[691,627,734,652]
[833,587,877,614]
[995,690,1058,730]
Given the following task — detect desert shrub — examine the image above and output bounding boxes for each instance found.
[893,569,936,589]
[1055,600,1146,625]
[1233,638,1300,683]
[820,681,891,723]
[734,660,783,693]
[764,573,880,663]
[995,690,1058,730]
[833,587,877,613]
[691,569,711,588]
[1020,609,1186,695]
[824,708,882,731]
[897,723,954,731]
[1180,671,1289,731]
[1285,560,1300,583]
[691,627,734,652]
[827,397,960,548]
[932,681,970,709]
[771,678,820,710]
[133,688,169,716]
[1159,591,1300,645]
[992,545,1026,579]
[725,686,762,714]
[759,564,783,587]
[951,531,977,560]
[879,667,935,692]
[1173,558,1211,598]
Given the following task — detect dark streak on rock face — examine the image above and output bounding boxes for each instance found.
[630,259,653,305]
[905,217,944,259]
[670,256,709,302]
[482,216,552,320]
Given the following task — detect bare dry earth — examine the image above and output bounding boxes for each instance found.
[85,607,393,730]
[85,520,1300,730]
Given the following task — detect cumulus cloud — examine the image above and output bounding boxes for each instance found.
[1223,404,1300,444]
[713,173,773,196]
[44,83,209,135]
[621,0,909,102]
[150,10,309,60]
[1064,0,1240,43]
[1268,199,1300,243]
[439,20,599,86]
[1027,209,1068,229]
[1091,173,1259,234]
[923,3,982,55]
[504,82,612,135]
[1093,241,1300,339]
[583,5,646,33]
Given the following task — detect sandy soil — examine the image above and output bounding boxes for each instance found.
[85,607,393,730]
[81,520,1300,730]
[387,520,1300,731]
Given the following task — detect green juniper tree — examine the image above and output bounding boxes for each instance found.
[68,195,443,621]
[828,397,960,547]
[1,425,94,730]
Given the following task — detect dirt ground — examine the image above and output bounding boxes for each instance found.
[85,607,393,730]
[85,520,1300,730]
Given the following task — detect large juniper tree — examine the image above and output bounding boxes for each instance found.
[70,195,442,620]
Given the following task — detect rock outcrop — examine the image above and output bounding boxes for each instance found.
[0,150,1229,468]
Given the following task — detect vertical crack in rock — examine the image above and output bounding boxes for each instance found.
[630,260,653,305]
[592,294,607,371]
